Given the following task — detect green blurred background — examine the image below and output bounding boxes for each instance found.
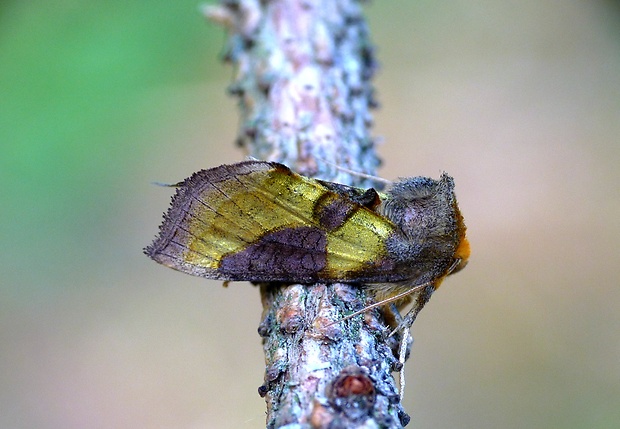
[1,1,619,428]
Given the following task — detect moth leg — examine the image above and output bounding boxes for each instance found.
[388,302,403,323]
[382,303,412,400]
[388,285,434,338]
[378,302,403,335]
[389,286,434,400]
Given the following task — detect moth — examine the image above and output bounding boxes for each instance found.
[145,160,469,334]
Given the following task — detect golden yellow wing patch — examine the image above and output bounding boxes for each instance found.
[145,161,398,283]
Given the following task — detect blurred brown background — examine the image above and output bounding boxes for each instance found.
[1,1,619,428]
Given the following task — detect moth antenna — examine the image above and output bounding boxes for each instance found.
[151,181,183,187]
[316,157,392,186]
[386,258,464,337]
[324,281,433,328]
[325,259,463,328]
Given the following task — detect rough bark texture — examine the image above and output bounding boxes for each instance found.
[205,1,410,427]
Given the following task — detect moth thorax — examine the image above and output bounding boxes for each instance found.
[380,174,457,241]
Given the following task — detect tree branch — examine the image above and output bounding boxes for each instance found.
[205,1,409,427]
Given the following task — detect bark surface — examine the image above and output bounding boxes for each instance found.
[204,1,409,427]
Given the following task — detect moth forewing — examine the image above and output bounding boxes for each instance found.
[145,160,469,324]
